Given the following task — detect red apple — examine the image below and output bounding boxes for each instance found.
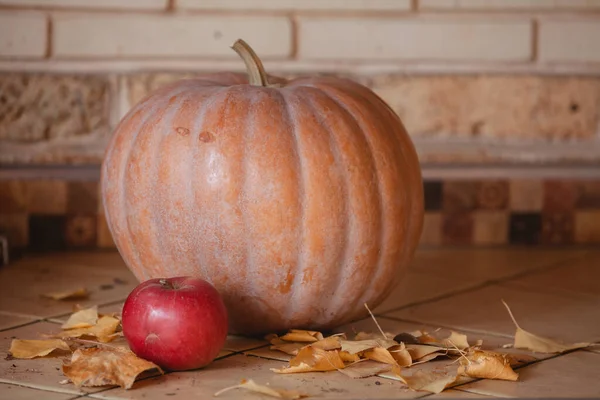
[121,276,228,371]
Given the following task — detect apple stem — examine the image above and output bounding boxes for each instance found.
[159,279,172,289]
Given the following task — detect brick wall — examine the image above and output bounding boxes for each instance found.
[0,0,599,165]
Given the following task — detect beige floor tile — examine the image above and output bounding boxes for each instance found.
[0,254,137,318]
[458,351,600,398]
[427,388,496,398]
[505,252,600,299]
[374,271,483,314]
[0,312,37,331]
[0,322,101,396]
[222,335,268,353]
[409,248,588,282]
[89,354,424,399]
[0,383,77,400]
[387,283,600,344]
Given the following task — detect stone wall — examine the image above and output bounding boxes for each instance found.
[0,0,599,165]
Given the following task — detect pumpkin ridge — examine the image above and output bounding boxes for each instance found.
[110,87,190,281]
[148,92,199,279]
[307,84,386,323]
[294,86,351,326]
[123,95,187,280]
[279,89,307,322]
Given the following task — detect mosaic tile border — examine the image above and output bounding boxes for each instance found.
[0,178,599,253]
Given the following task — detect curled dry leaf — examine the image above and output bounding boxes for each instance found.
[62,347,162,389]
[458,349,518,381]
[62,306,99,329]
[56,315,120,343]
[388,343,412,367]
[440,331,470,350]
[42,288,88,301]
[362,347,398,366]
[9,339,70,359]
[405,344,446,361]
[214,379,306,399]
[400,370,459,394]
[280,330,324,343]
[502,300,591,353]
[354,331,396,341]
[272,346,345,374]
[339,351,360,363]
[310,335,342,351]
[270,341,306,356]
[338,360,392,379]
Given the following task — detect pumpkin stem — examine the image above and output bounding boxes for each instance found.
[231,39,270,87]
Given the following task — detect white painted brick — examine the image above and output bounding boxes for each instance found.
[178,0,412,11]
[53,14,292,58]
[0,0,168,9]
[539,19,600,63]
[0,12,47,58]
[298,17,532,61]
[420,0,600,9]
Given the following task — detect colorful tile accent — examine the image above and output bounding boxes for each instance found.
[1,177,599,252]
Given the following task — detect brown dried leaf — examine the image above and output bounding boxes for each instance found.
[270,342,306,356]
[56,315,120,343]
[214,378,306,399]
[62,306,99,329]
[280,330,324,343]
[440,331,470,350]
[272,346,345,374]
[9,339,70,359]
[42,288,88,301]
[340,338,398,355]
[405,344,446,361]
[310,335,342,351]
[338,360,393,379]
[459,349,519,381]
[354,331,396,340]
[400,370,460,394]
[62,347,162,389]
[502,300,591,353]
[411,352,445,365]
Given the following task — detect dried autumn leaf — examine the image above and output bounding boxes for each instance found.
[400,370,459,394]
[362,347,398,366]
[9,339,70,359]
[440,331,470,350]
[405,344,446,361]
[388,343,412,367]
[272,346,345,374]
[270,341,306,356]
[354,331,396,341]
[214,379,306,399]
[310,335,342,351]
[340,338,398,355]
[280,329,324,343]
[338,360,392,379]
[56,315,120,343]
[459,349,518,381]
[62,346,162,389]
[43,288,88,301]
[339,351,360,363]
[502,300,591,353]
[62,306,99,329]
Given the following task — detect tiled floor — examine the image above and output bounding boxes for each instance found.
[0,247,598,399]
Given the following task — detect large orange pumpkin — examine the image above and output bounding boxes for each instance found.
[101,40,424,335]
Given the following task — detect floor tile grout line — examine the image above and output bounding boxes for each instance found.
[378,252,591,316]
[0,319,44,332]
[0,378,88,397]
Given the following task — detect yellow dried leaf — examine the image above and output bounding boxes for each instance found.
[280,329,324,343]
[310,335,342,351]
[459,349,518,381]
[388,344,413,367]
[62,347,162,389]
[272,346,345,374]
[9,339,70,359]
[354,331,396,340]
[214,379,306,399]
[502,300,591,353]
[411,352,445,365]
[340,338,398,355]
[57,315,120,343]
[339,351,361,363]
[400,370,459,394]
[362,347,398,366]
[62,306,99,329]
[338,360,393,379]
[43,288,88,301]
